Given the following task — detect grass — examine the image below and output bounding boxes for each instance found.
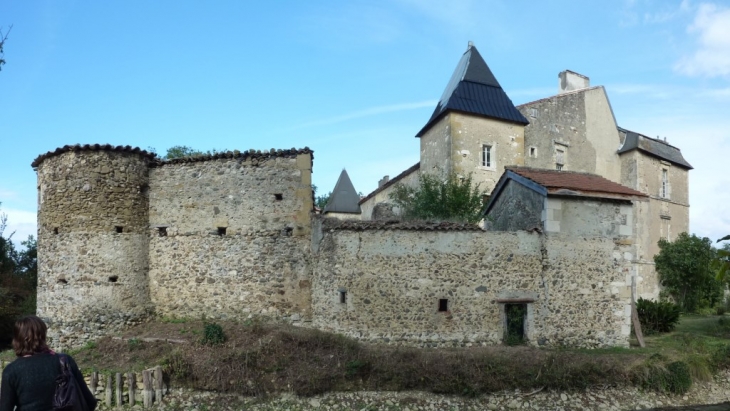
[2,315,729,397]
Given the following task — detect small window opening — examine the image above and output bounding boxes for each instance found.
[481,145,493,167]
[529,108,538,118]
[504,303,527,345]
[57,278,68,285]
[108,275,119,283]
[556,164,563,171]
[339,291,347,304]
[438,299,449,312]
[274,193,283,201]
[529,147,536,158]
[217,227,227,236]
[661,169,668,198]
[115,226,123,233]
[158,227,167,237]
[53,227,59,235]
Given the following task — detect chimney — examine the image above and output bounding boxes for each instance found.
[378,175,390,188]
[558,70,590,94]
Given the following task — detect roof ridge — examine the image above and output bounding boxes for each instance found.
[516,86,603,108]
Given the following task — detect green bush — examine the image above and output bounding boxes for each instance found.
[636,298,681,334]
[635,357,692,394]
[201,322,226,345]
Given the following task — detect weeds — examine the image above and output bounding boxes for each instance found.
[201,322,226,346]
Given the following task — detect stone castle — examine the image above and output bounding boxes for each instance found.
[33,44,691,349]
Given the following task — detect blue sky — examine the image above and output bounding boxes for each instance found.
[1,0,729,247]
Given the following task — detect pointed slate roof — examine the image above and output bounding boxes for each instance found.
[416,44,529,137]
[323,169,362,215]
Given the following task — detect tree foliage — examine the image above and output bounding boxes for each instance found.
[715,235,730,282]
[654,232,724,313]
[0,203,38,345]
[164,145,227,159]
[0,26,11,71]
[388,173,485,224]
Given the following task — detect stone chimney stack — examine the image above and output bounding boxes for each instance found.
[378,175,390,188]
[558,70,590,94]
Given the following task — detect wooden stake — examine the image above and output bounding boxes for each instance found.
[631,275,646,348]
[127,372,136,406]
[90,371,98,395]
[115,373,123,407]
[105,374,113,407]
[154,366,164,405]
[143,370,152,408]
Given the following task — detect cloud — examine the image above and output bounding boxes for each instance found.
[1,208,37,249]
[287,100,437,130]
[676,2,730,77]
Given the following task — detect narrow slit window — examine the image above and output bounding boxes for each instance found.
[529,147,536,158]
[339,291,347,304]
[274,193,283,201]
[53,227,59,235]
[482,145,493,167]
[661,169,668,198]
[158,227,167,237]
[115,226,124,233]
[217,227,227,236]
[438,299,449,312]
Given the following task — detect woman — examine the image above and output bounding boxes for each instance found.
[0,315,97,411]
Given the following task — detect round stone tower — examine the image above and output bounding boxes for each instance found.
[32,145,157,349]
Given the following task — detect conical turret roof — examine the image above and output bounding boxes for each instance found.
[323,169,362,214]
[416,44,529,137]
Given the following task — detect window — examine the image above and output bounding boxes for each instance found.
[529,108,538,118]
[217,227,227,236]
[555,147,566,170]
[115,226,123,233]
[661,169,668,199]
[339,291,347,304]
[158,227,167,237]
[438,299,449,312]
[481,145,493,168]
[529,147,537,158]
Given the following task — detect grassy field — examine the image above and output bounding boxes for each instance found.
[2,314,730,397]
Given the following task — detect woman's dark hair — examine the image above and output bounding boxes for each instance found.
[12,315,50,357]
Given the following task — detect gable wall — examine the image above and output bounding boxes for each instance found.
[484,180,544,231]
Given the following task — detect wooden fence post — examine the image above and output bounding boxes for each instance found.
[115,372,123,407]
[105,374,113,407]
[90,371,98,399]
[154,366,163,405]
[127,372,136,406]
[143,370,153,408]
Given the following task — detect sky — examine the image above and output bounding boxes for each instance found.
[1,0,729,248]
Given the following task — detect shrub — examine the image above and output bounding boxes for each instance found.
[636,298,681,334]
[634,357,692,394]
[201,322,226,345]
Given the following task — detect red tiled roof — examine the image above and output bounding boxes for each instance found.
[507,166,647,198]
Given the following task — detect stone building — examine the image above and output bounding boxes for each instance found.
[32,44,689,349]
[358,43,692,300]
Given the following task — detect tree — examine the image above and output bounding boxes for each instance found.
[388,173,485,224]
[164,145,228,159]
[0,202,37,345]
[0,26,11,71]
[715,235,730,282]
[654,232,724,313]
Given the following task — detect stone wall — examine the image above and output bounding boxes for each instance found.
[449,112,525,194]
[518,87,622,183]
[35,148,155,348]
[311,221,632,348]
[147,152,313,321]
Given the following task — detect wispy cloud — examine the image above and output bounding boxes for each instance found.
[675,2,730,77]
[287,100,437,130]
[1,207,37,248]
